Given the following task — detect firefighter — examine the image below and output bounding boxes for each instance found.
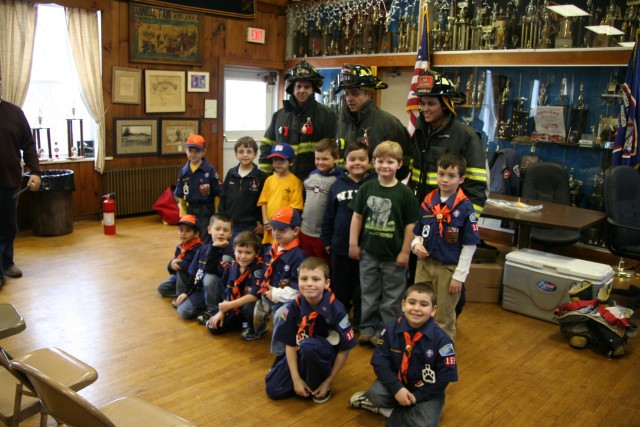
[259,60,338,181]
[410,69,488,215]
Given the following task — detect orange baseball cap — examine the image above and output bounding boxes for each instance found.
[177,215,197,228]
[268,206,301,229]
[186,134,205,150]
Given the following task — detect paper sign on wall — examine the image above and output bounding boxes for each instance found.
[204,99,217,119]
[534,106,566,137]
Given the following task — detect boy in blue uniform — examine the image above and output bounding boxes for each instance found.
[218,136,268,243]
[157,215,203,299]
[175,214,234,320]
[253,207,307,346]
[265,257,356,403]
[350,282,458,426]
[321,141,375,329]
[411,153,480,340]
[207,231,265,337]
[174,134,221,244]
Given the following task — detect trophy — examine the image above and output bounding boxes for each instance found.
[622,5,638,43]
[511,97,530,140]
[470,1,489,50]
[571,83,588,139]
[465,73,474,105]
[568,167,583,207]
[497,79,512,139]
[452,1,471,51]
[430,0,449,51]
[537,0,553,48]
[521,0,539,48]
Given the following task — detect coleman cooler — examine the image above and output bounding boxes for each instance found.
[502,248,613,323]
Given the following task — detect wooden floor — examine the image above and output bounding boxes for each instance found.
[1,215,639,427]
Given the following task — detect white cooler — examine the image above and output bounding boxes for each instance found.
[502,249,613,323]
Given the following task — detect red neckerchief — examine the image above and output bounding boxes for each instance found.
[422,189,468,237]
[296,311,318,347]
[229,265,253,314]
[176,237,202,260]
[258,239,299,294]
[398,329,424,385]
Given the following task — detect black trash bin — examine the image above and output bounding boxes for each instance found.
[24,169,75,237]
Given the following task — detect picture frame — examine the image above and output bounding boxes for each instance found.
[145,70,186,113]
[160,118,201,156]
[129,2,203,65]
[114,118,159,156]
[187,71,210,92]
[112,67,142,104]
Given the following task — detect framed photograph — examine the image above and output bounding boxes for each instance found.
[112,67,142,104]
[160,118,201,156]
[129,2,203,65]
[187,71,210,92]
[145,70,185,113]
[114,118,159,156]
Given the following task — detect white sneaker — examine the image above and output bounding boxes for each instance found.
[253,296,271,331]
[350,391,380,414]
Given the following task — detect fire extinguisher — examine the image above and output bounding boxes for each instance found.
[102,193,116,235]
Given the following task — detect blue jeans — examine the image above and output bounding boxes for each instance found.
[359,250,406,335]
[366,380,444,427]
[177,273,221,319]
[0,186,19,277]
[156,270,190,297]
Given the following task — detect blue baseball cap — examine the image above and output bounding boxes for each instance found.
[267,143,295,160]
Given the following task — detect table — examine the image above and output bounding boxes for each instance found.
[481,193,606,249]
[0,304,25,339]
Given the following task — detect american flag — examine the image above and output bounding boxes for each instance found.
[405,10,430,137]
[612,31,640,167]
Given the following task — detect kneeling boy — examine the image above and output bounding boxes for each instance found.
[350,282,458,427]
[265,257,356,403]
[207,231,265,337]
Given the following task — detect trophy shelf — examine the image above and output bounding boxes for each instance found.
[431,48,631,67]
[285,47,631,70]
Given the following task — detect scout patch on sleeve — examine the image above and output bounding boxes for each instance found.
[439,343,455,356]
[339,315,351,329]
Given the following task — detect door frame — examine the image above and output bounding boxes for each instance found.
[216,57,285,175]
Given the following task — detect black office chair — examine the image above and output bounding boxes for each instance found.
[521,161,581,248]
[604,165,640,279]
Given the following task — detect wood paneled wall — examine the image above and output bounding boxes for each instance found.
[20,0,288,223]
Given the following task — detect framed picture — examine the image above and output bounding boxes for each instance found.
[160,118,201,156]
[145,70,185,113]
[187,71,210,92]
[114,118,159,156]
[112,67,142,104]
[129,2,203,65]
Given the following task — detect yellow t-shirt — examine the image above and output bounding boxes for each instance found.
[257,173,304,244]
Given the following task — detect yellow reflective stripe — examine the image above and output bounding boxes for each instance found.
[295,141,317,155]
[466,167,487,182]
[262,137,276,145]
[473,203,484,215]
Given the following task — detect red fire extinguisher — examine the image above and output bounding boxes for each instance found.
[102,193,116,235]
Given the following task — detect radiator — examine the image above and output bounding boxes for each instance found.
[102,165,181,216]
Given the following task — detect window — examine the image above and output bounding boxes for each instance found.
[22,4,99,160]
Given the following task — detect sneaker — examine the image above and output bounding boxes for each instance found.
[370,334,382,346]
[171,299,179,308]
[357,331,374,345]
[350,391,380,414]
[4,265,22,279]
[312,389,332,404]
[241,323,268,341]
[197,310,213,325]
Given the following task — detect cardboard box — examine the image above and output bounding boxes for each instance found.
[465,262,503,303]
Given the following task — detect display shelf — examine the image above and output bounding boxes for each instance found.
[287,47,632,69]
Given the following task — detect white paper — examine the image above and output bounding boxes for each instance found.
[204,99,217,119]
[534,106,566,137]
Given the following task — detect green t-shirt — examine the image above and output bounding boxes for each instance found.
[350,179,419,261]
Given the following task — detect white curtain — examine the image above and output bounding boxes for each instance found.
[0,0,36,106]
[66,7,106,173]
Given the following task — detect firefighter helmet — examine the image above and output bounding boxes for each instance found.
[285,60,324,94]
[336,63,388,93]
[414,69,465,104]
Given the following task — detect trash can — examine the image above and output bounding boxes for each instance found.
[24,169,75,237]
